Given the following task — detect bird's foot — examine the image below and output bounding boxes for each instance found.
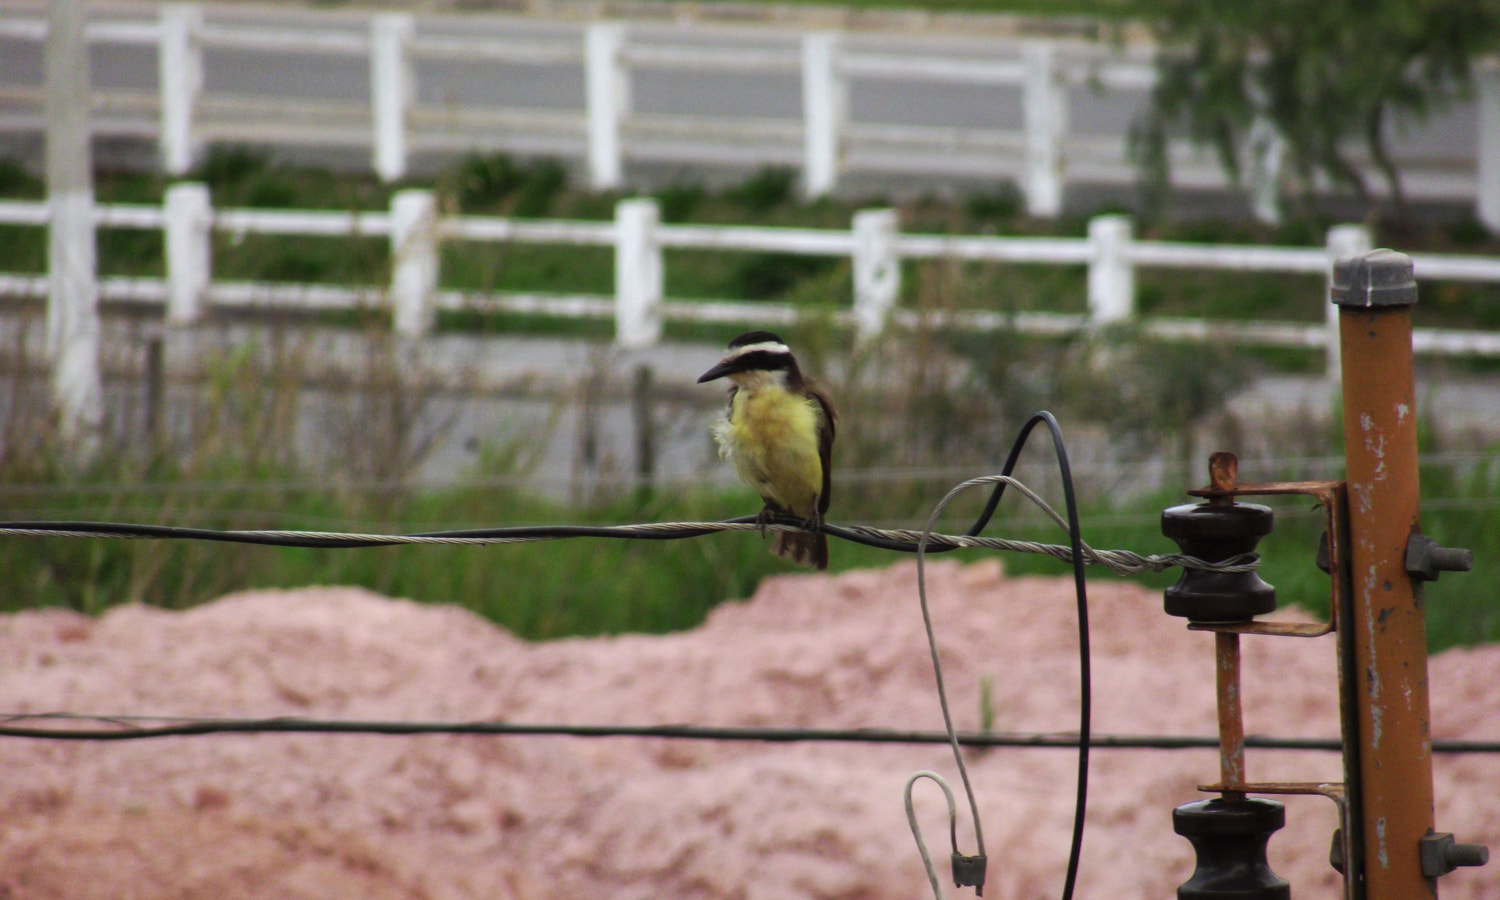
[755,506,776,538]
[800,512,824,534]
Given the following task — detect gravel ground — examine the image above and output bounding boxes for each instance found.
[0,558,1493,899]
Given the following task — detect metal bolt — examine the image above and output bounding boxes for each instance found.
[1419,832,1490,878]
[1405,534,1474,583]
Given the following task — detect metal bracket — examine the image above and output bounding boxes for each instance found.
[1187,477,1347,638]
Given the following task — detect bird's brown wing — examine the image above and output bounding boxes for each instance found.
[808,382,837,517]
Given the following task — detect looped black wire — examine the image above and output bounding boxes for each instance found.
[1003,412,1091,900]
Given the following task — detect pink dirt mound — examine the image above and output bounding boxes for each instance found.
[0,559,1493,899]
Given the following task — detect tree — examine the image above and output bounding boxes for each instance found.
[1131,0,1500,223]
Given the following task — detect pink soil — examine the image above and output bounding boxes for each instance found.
[0,559,1493,899]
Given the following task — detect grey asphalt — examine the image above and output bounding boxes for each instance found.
[0,8,1477,181]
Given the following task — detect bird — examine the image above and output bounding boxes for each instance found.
[697,331,837,569]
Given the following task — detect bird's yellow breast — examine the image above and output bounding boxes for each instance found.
[714,382,824,517]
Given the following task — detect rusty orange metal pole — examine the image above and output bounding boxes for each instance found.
[1333,249,1435,899]
[1215,631,1246,800]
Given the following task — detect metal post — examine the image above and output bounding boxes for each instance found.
[852,208,898,344]
[1332,249,1435,900]
[45,0,104,457]
[801,32,843,200]
[632,363,655,499]
[1215,631,1246,799]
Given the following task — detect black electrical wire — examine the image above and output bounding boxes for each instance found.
[0,517,1050,554]
[0,520,737,548]
[0,714,1496,753]
[0,445,1079,559]
[0,516,1253,579]
[998,412,1091,900]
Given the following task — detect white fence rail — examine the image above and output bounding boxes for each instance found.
[1,3,1499,224]
[5,188,1500,372]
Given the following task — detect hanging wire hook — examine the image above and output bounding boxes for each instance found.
[905,412,1091,900]
[905,770,983,900]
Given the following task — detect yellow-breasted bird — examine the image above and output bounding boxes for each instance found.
[698,331,837,569]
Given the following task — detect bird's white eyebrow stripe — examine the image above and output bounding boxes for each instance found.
[725,341,790,359]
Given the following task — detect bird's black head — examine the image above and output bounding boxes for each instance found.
[697,331,798,384]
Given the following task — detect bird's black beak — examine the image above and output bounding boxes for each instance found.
[697,360,736,383]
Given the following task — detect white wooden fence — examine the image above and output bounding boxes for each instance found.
[5,187,1500,374]
[2,3,1499,224]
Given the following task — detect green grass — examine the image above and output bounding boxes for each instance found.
[5,456,1495,649]
[0,454,785,639]
[1,147,1499,650]
[717,0,1136,16]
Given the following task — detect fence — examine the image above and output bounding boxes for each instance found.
[5,187,1500,390]
[2,3,1499,223]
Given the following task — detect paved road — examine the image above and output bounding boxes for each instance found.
[0,6,1477,192]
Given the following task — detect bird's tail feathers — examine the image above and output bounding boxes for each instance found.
[772,530,828,570]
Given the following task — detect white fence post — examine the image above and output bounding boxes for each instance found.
[370,13,414,183]
[615,198,662,349]
[585,22,628,191]
[1325,224,1373,379]
[165,182,212,324]
[1246,113,1286,226]
[46,0,103,454]
[1022,41,1066,218]
[390,189,438,337]
[852,208,899,344]
[801,32,844,200]
[159,3,203,176]
[1478,60,1500,233]
[1022,42,1066,218]
[1087,214,1134,326]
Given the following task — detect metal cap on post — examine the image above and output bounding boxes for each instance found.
[1331,248,1417,309]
